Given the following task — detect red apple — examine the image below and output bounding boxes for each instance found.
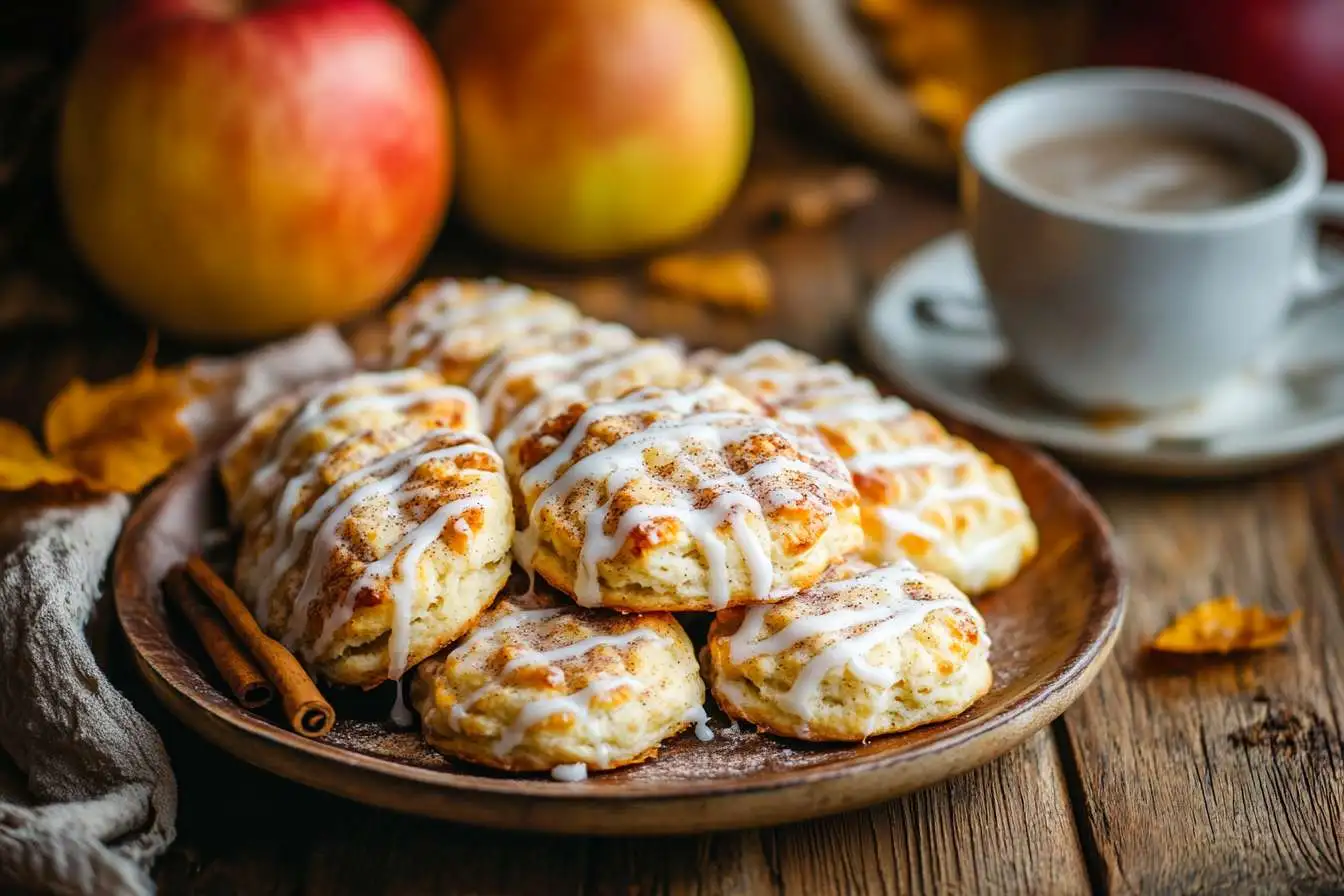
[59,0,451,340]
[435,0,753,260]
[1093,0,1344,177]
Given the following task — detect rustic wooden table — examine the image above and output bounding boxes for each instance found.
[3,70,1343,896]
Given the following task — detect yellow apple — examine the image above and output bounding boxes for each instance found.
[436,0,753,260]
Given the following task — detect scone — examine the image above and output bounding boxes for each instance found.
[234,422,514,687]
[511,381,864,612]
[378,278,584,384]
[706,560,992,741]
[411,586,705,776]
[219,369,479,528]
[694,340,1037,594]
[467,320,689,462]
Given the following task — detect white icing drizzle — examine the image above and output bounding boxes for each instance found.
[494,341,681,457]
[707,342,1029,583]
[685,705,714,742]
[703,340,896,414]
[468,321,636,432]
[236,370,477,521]
[241,427,496,686]
[515,384,850,609]
[315,493,489,674]
[388,280,580,368]
[390,683,414,728]
[725,564,983,723]
[449,623,664,727]
[494,676,641,766]
[551,763,589,782]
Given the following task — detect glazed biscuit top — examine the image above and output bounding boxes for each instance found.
[382,278,584,378]
[235,419,510,680]
[220,369,479,527]
[468,320,688,453]
[693,340,908,423]
[511,381,859,609]
[713,561,988,719]
[694,340,1036,592]
[416,588,705,770]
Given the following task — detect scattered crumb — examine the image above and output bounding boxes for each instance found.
[646,251,772,315]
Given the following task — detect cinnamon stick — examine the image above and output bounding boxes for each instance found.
[164,568,273,709]
[182,555,335,738]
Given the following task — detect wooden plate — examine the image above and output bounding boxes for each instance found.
[114,429,1123,835]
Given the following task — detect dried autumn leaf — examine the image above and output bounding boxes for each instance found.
[1151,596,1301,655]
[910,78,974,137]
[772,167,880,229]
[647,250,773,314]
[0,421,83,490]
[0,345,205,495]
[44,359,200,493]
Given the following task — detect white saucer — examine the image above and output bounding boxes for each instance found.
[861,231,1344,477]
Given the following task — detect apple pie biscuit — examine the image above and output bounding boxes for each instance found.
[706,560,991,741]
[510,381,863,612]
[693,341,1037,594]
[226,373,512,689]
[412,586,704,776]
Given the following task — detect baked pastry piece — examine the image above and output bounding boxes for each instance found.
[412,585,705,776]
[706,560,992,741]
[220,369,478,528]
[511,381,864,612]
[693,341,1037,594]
[468,319,689,464]
[378,278,584,384]
[231,408,513,688]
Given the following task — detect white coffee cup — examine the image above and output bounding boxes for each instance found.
[961,68,1344,412]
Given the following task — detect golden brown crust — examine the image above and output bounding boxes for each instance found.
[412,587,703,773]
[706,561,992,741]
[378,278,584,384]
[511,382,864,612]
[693,341,1038,595]
[219,369,478,529]
[227,371,514,690]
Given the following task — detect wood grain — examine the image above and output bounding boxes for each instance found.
[1060,470,1344,894]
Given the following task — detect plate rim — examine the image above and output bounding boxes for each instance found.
[861,230,1344,477]
[114,431,1125,833]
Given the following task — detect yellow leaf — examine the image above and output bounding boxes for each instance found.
[1151,595,1301,655]
[43,357,200,493]
[0,421,84,490]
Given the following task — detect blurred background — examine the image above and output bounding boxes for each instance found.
[2,0,1341,427]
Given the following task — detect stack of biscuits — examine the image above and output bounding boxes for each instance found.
[219,279,1038,777]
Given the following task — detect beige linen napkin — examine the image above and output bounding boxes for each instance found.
[0,327,354,895]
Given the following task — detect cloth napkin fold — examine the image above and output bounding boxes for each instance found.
[0,327,355,895]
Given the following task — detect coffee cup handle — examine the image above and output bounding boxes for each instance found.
[1291,181,1344,313]
[909,290,999,337]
